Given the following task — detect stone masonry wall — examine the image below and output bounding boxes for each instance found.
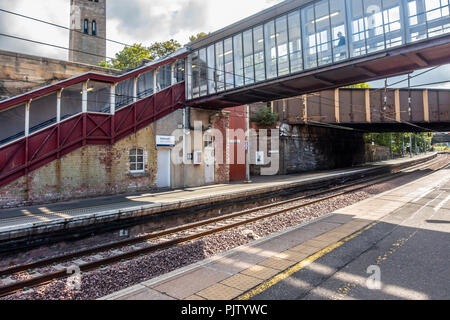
[0,49,119,100]
[252,124,366,176]
[69,0,107,65]
[279,124,366,175]
[365,144,391,162]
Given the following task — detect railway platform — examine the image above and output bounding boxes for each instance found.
[0,153,436,243]
[101,153,449,300]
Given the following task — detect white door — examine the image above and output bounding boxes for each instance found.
[157,149,171,188]
[204,148,215,184]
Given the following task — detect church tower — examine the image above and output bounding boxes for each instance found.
[69,0,106,65]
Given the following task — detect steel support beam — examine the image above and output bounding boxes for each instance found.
[335,89,340,123]
[395,89,401,122]
[365,89,371,123]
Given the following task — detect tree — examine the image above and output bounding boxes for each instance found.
[365,132,433,156]
[99,44,152,70]
[148,39,182,60]
[251,106,278,127]
[99,40,182,71]
[189,32,209,42]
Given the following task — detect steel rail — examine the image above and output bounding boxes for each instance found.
[0,155,446,297]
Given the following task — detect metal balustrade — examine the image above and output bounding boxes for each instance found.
[0,49,188,188]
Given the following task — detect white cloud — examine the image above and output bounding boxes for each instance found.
[0,0,284,59]
[0,0,448,89]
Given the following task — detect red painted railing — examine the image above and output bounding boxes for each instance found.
[0,82,185,189]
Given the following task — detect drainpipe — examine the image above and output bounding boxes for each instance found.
[410,134,413,158]
[25,100,31,137]
[57,89,63,123]
[183,107,187,188]
[245,105,251,183]
[82,81,88,113]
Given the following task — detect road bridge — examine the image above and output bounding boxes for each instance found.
[269,88,450,132]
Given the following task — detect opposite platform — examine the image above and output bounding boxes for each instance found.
[0,153,436,242]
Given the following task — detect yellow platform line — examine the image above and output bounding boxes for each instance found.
[236,221,379,300]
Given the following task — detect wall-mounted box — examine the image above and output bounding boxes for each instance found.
[193,151,203,165]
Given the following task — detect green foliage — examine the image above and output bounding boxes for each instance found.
[148,39,182,60]
[344,82,371,88]
[434,146,450,151]
[251,106,278,127]
[365,132,433,155]
[99,40,181,71]
[189,32,209,42]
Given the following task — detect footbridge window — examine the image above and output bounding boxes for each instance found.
[199,48,208,96]
[61,83,83,120]
[224,38,234,90]
[243,30,255,85]
[29,92,57,134]
[207,45,216,94]
[0,103,26,145]
[215,41,225,92]
[175,59,185,83]
[87,81,111,113]
[186,0,450,99]
[115,78,134,110]
[233,34,244,87]
[157,64,172,91]
[253,26,265,82]
[137,70,154,99]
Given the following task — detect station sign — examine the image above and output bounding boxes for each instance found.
[156,135,175,147]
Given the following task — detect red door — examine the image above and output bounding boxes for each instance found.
[227,106,247,182]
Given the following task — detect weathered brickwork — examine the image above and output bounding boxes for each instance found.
[213,111,230,184]
[0,49,119,99]
[0,125,157,208]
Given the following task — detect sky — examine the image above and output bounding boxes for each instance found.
[0,0,448,89]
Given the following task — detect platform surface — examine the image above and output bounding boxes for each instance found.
[101,153,449,300]
[0,153,435,241]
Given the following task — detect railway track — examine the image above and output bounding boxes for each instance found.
[0,154,447,298]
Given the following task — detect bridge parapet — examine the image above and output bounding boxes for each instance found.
[270,88,450,132]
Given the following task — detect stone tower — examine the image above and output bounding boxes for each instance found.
[69,0,106,65]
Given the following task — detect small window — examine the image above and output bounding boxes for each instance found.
[129,148,145,173]
[84,19,89,34]
[204,135,214,148]
[92,20,97,36]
